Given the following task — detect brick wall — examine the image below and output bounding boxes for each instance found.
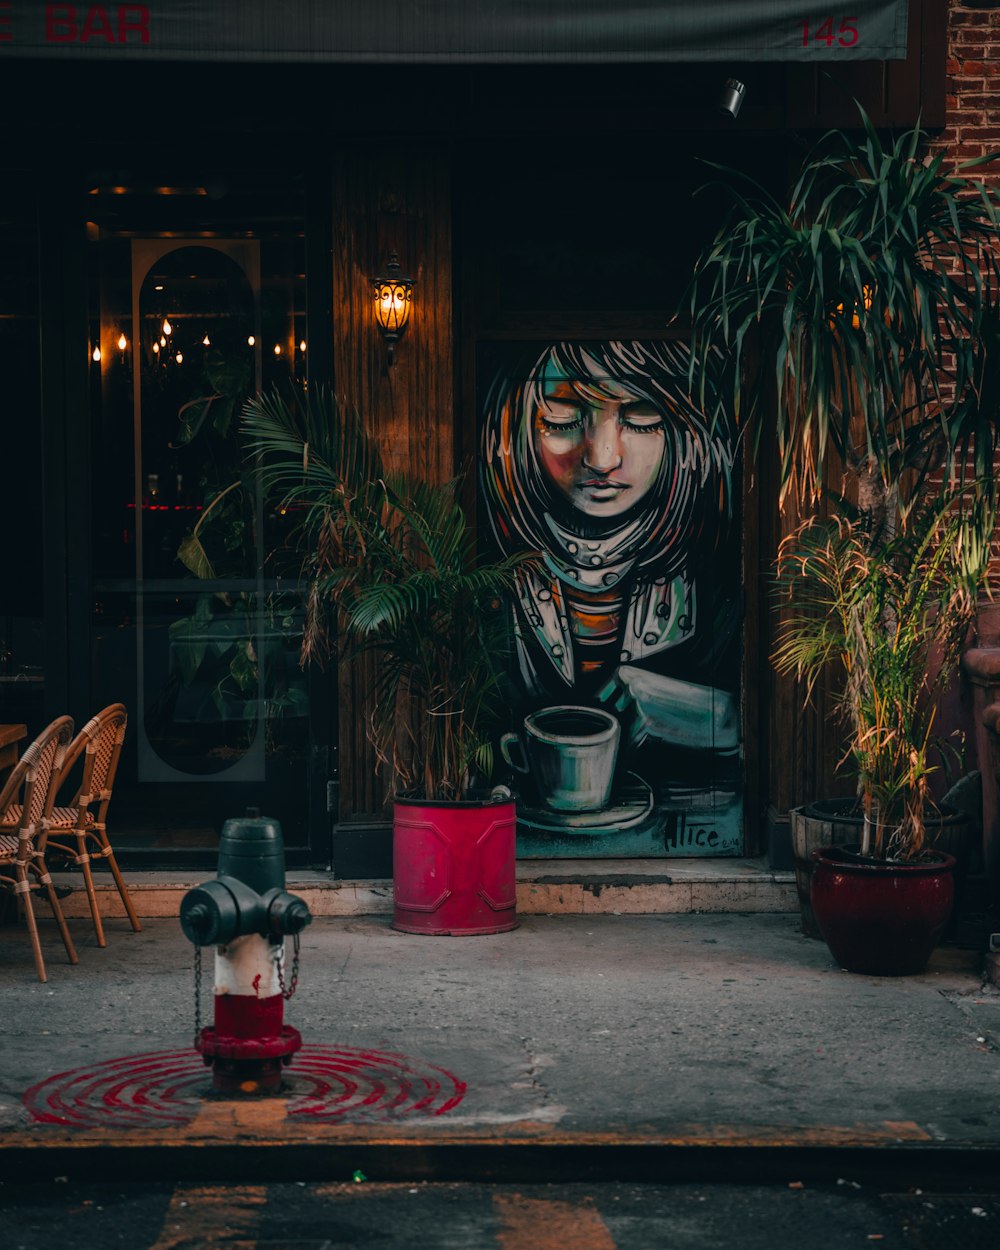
[934,3,1000,174]
[925,5,1000,776]
[931,0,1000,529]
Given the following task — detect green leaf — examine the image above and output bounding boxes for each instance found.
[172,396,216,448]
[205,349,251,396]
[167,614,210,686]
[176,533,216,580]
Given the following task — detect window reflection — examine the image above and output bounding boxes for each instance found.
[88,179,313,855]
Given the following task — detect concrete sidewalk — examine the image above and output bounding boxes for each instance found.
[2,907,1000,1182]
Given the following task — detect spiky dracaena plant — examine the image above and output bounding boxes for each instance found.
[686,107,1000,519]
[773,494,991,860]
[241,386,532,801]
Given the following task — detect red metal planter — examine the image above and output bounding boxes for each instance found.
[810,846,956,976]
[391,797,518,935]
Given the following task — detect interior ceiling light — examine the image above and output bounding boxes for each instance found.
[717,77,746,119]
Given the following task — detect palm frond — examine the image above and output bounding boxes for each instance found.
[241,384,531,799]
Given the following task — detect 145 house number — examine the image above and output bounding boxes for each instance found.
[802,16,860,48]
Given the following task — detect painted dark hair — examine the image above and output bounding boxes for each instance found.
[480,340,735,580]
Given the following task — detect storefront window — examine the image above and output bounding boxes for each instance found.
[86,173,319,860]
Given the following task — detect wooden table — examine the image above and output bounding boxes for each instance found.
[0,723,27,780]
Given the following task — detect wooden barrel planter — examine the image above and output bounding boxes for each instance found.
[790,799,970,939]
[791,802,861,938]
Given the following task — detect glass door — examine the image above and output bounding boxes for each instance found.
[86,173,329,865]
[0,184,44,739]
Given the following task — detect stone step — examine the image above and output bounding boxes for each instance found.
[53,858,797,920]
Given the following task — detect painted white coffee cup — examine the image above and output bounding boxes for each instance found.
[500,705,620,813]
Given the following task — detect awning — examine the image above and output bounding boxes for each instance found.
[0,2,910,63]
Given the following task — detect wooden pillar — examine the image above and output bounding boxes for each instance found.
[330,144,454,819]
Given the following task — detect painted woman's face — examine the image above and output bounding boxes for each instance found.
[532,359,667,519]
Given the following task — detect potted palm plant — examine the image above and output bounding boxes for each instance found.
[686,106,1000,973]
[240,385,532,935]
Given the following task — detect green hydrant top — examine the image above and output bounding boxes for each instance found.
[217,807,286,894]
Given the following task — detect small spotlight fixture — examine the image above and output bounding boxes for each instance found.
[372,252,414,366]
[717,77,746,120]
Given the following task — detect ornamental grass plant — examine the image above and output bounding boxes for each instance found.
[773,494,991,859]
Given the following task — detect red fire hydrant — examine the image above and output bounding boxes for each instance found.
[179,811,311,1095]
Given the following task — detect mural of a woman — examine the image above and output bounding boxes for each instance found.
[480,340,742,856]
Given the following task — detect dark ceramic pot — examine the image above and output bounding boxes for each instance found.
[793,800,970,941]
[810,845,956,976]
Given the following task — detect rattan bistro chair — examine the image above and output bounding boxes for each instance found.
[43,703,141,947]
[0,715,78,982]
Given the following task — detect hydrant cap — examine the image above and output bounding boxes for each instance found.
[179,899,214,945]
[218,813,286,894]
[179,881,240,946]
[264,887,313,936]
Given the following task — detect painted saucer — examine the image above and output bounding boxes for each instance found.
[515,772,654,836]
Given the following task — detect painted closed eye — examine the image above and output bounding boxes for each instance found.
[538,400,586,431]
[620,402,664,432]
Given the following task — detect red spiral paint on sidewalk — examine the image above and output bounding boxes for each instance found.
[22,1046,466,1129]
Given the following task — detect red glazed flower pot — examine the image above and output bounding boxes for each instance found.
[810,846,956,976]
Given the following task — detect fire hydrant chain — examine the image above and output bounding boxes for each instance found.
[193,943,203,1048]
[276,931,301,1000]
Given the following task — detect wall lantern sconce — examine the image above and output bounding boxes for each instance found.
[372,252,414,365]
